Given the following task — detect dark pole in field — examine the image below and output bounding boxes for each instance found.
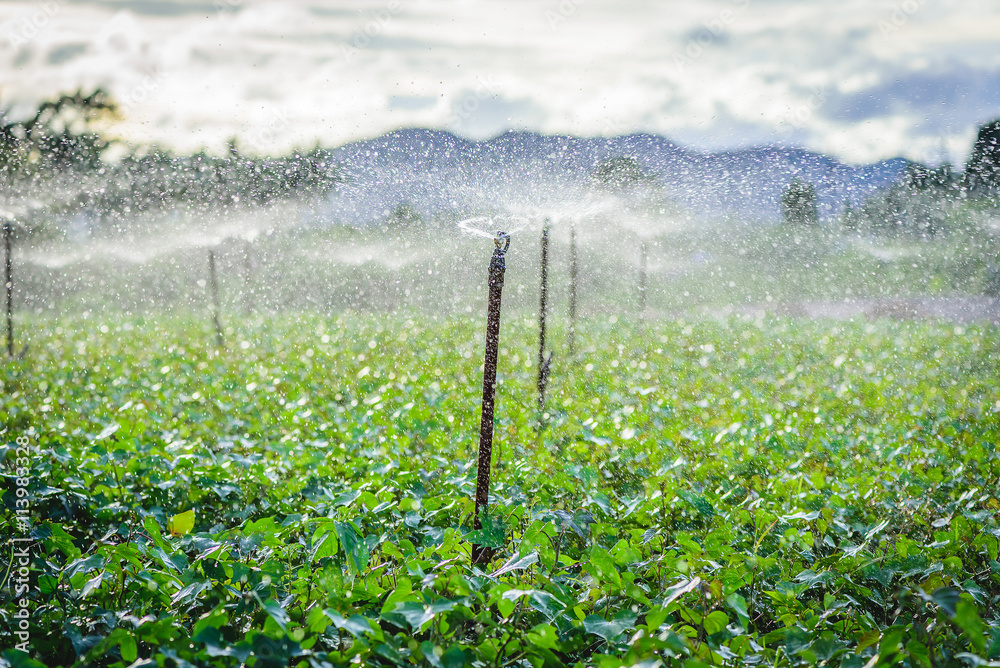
[243,240,255,315]
[568,225,578,357]
[537,220,552,414]
[207,249,224,347]
[639,240,648,318]
[472,231,509,567]
[4,220,12,358]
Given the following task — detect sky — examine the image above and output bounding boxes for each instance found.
[1,0,999,165]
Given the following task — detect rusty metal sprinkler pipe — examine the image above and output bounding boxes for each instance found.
[243,240,255,315]
[639,241,648,318]
[472,231,510,567]
[4,219,13,358]
[207,249,225,347]
[537,220,552,414]
[568,225,578,357]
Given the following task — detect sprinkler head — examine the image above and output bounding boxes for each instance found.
[494,231,510,254]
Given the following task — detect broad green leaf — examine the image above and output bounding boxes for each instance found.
[336,614,375,638]
[500,589,563,621]
[704,610,729,635]
[192,607,229,636]
[664,577,702,607]
[38,575,58,595]
[143,516,167,551]
[333,489,361,507]
[526,590,563,621]
[490,551,538,577]
[64,554,105,578]
[421,641,444,668]
[261,599,289,632]
[988,626,1000,661]
[467,509,505,549]
[583,611,637,643]
[171,580,211,605]
[441,646,467,668]
[678,490,715,519]
[954,601,988,654]
[334,520,369,575]
[119,634,137,663]
[393,601,436,631]
[526,624,560,650]
[864,519,890,541]
[93,423,120,442]
[586,546,621,589]
[723,596,748,634]
[80,573,103,598]
[931,587,960,616]
[311,529,338,562]
[167,509,195,537]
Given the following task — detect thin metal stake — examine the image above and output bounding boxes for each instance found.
[472,231,509,567]
[243,240,255,315]
[568,225,578,357]
[207,249,225,347]
[4,220,12,358]
[639,240,648,318]
[537,220,552,413]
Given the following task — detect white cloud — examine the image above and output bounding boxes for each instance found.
[0,0,997,164]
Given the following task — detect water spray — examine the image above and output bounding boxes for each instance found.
[472,230,510,566]
[207,249,225,347]
[568,225,578,357]
[4,218,13,358]
[537,220,552,415]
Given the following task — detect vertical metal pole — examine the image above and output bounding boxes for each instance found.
[639,241,648,318]
[472,232,509,566]
[207,249,225,347]
[4,220,12,358]
[243,240,255,315]
[537,220,550,412]
[568,225,578,357]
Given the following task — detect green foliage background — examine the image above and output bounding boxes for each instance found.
[1,314,999,667]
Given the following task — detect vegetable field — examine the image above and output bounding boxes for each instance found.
[2,314,999,667]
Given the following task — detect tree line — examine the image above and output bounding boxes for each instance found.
[0,89,341,236]
[781,119,1000,235]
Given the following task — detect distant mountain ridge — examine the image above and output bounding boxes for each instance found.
[321,128,909,224]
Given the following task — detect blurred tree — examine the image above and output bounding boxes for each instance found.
[781,178,818,226]
[985,253,1000,298]
[383,202,422,228]
[2,90,342,223]
[965,119,1000,198]
[853,161,959,237]
[840,200,861,233]
[591,156,656,190]
[0,89,117,178]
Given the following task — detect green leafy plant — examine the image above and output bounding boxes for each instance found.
[1,313,998,666]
